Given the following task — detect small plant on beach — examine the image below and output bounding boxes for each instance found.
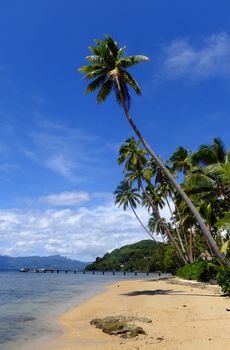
[217,268,230,294]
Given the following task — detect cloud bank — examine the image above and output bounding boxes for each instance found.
[161,33,230,81]
[0,201,160,261]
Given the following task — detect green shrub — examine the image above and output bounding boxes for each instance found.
[176,261,217,282]
[217,268,230,294]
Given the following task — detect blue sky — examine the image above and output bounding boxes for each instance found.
[0,1,229,260]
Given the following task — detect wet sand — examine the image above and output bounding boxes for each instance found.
[44,277,230,350]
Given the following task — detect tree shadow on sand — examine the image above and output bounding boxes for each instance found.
[121,289,220,297]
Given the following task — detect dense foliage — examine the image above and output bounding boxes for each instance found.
[176,261,217,282]
[217,268,230,294]
[114,137,230,268]
[86,240,182,273]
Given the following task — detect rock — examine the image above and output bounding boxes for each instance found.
[90,315,150,338]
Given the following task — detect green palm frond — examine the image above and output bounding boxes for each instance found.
[185,173,215,190]
[206,163,230,185]
[216,212,230,230]
[97,79,113,103]
[114,180,140,210]
[221,240,230,255]
[85,76,106,93]
[192,137,226,167]
[116,77,131,109]
[226,151,230,165]
[79,66,108,79]
[85,55,106,64]
[79,35,149,110]
[118,55,149,68]
[118,137,147,170]
[123,71,141,95]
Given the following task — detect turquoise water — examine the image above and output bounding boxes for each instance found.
[0,271,165,349]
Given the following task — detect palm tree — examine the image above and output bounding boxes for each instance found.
[156,178,188,259]
[192,138,227,167]
[79,35,229,266]
[114,180,155,240]
[169,147,192,175]
[148,213,167,240]
[118,138,187,263]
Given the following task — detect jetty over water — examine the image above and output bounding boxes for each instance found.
[19,268,161,276]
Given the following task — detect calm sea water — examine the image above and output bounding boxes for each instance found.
[0,271,166,349]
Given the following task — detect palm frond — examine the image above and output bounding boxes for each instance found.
[97,79,113,103]
[123,71,141,95]
[216,212,230,230]
[118,55,149,68]
[213,137,226,163]
[85,76,106,93]
[79,36,149,109]
[85,55,105,64]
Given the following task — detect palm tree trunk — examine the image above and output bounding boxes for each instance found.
[165,196,187,256]
[129,203,156,241]
[116,78,229,266]
[139,183,187,264]
[189,226,193,263]
[170,194,190,254]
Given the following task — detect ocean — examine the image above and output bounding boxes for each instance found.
[0,271,167,349]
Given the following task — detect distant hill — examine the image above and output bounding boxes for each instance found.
[0,255,90,271]
[85,240,182,273]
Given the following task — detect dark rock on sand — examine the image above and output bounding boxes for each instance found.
[90,315,151,338]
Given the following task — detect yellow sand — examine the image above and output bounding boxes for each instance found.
[44,277,230,350]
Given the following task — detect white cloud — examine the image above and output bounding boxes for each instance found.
[161,33,230,81]
[14,119,104,182]
[0,203,159,261]
[46,154,80,181]
[0,187,174,261]
[40,191,90,206]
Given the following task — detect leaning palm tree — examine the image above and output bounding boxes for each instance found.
[118,138,187,262]
[79,35,229,266]
[114,180,155,241]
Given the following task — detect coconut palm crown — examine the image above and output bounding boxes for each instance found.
[79,35,149,110]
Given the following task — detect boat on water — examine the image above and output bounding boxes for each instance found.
[19,268,29,272]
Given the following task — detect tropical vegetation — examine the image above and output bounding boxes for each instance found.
[86,240,181,273]
[79,35,229,266]
[115,137,230,270]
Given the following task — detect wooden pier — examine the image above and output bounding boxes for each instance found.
[19,268,161,276]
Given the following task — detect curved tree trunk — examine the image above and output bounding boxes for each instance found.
[165,196,187,256]
[189,226,193,263]
[139,183,187,264]
[116,78,229,266]
[173,199,189,250]
[129,203,156,242]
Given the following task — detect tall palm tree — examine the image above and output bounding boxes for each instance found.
[118,139,187,263]
[79,35,229,266]
[156,179,188,259]
[114,180,155,240]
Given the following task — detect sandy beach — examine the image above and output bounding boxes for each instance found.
[44,277,230,350]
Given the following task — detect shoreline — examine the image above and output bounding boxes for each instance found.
[42,277,230,350]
